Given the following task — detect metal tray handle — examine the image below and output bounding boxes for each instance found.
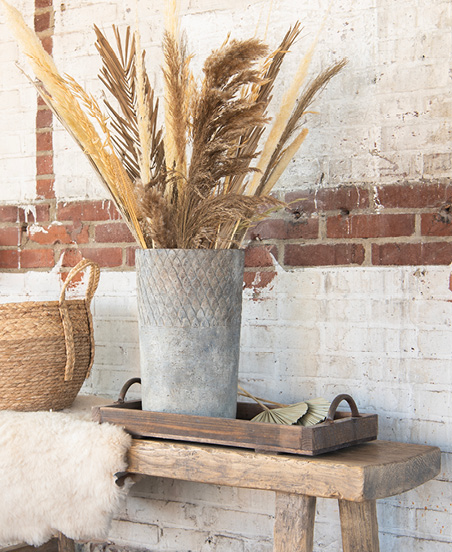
[326,394,360,421]
[117,377,141,403]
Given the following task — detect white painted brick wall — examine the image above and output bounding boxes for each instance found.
[1,264,451,550]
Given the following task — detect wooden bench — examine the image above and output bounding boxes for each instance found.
[127,439,441,552]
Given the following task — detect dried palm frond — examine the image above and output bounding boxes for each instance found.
[94,25,165,187]
[297,397,330,426]
[239,386,305,424]
[239,386,330,426]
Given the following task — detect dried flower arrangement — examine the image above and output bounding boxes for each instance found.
[1,0,346,249]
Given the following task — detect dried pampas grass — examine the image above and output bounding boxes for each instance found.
[1,0,346,249]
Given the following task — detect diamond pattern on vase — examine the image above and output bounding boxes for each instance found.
[136,249,244,328]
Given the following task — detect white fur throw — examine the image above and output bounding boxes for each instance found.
[0,409,132,546]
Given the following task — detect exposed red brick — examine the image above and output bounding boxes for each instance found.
[35,0,53,8]
[61,249,84,268]
[20,248,54,268]
[40,35,53,54]
[34,11,51,33]
[244,246,274,268]
[36,108,53,129]
[375,183,452,209]
[36,178,55,199]
[0,250,19,269]
[372,242,452,265]
[421,213,452,236]
[36,131,53,152]
[327,213,415,239]
[60,270,84,289]
[285,186,369,214]
[0,206,19,223]
[78,247,123,268]
[28,223,89,245]
[126,246,139,266]
[243,271,277,290]
[18,204,51,223]
[95,222,135,243]
[57,201,121,222]
[285,243,365,267]
[0,227,20,246]
[36,154,53,176]
[249,218,319,240]
[37,96,47,108]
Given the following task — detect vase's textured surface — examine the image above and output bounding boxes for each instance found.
[136,249,244,418]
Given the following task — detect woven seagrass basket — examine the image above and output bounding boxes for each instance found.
[0,259,100,411]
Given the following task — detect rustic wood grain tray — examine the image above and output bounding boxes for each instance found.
[92,380,378,456]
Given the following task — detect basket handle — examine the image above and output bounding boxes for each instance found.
[59,259,100,382]
[326,394,360,422]
[59,258,100,307]
[117,378,141,404]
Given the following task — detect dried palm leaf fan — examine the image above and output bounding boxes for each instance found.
[0,0,346,251]
[239,386,330,426]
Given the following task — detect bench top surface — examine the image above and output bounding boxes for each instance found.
[127,439,441,502]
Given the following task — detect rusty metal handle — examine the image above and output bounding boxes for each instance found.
[326,394,360,421]
[117,377,141,403]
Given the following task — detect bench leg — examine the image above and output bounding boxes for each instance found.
[57,533,75,552]
[274,492,316,552]
[338,499,380,552]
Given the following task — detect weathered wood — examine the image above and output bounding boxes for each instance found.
[339,500,380,552]
[127,439,440,501]
[274,493,316,552]
[57,534,75,552]
[0,540,58,552]
[95,400,378,455]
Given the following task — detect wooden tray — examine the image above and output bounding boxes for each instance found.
[92,385,378,456]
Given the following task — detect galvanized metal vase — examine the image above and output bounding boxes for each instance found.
[136,249,244,418]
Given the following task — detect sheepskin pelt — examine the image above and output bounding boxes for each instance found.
[0,410,132,546]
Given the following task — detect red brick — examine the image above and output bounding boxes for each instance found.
[36,154,53,176]
[18,204,51,223]
[36,108,53,129]
[40,35,53,54]
[28,223,89,245]
[57,201,121,222]
[249,218,319,240]
[243,271,277,290]
[35,0,53,7]
[95,222,135,243]
[421,213,452,236]
[375,183,452,209]
[36,131,52,152]
[244,246,274,268]
[0,206,19,223]
[372,242,452,265]
[34,11,51,33]
[126,246,139,266]
[20,248,54,268]
[36,178,55,199]
[0,227,20,246]
[284,243,365,267]
[285,186,369,214]
[61,249,84,267]
[78,247,123,268]
[327,213,415,239]
[0,250,19,269]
